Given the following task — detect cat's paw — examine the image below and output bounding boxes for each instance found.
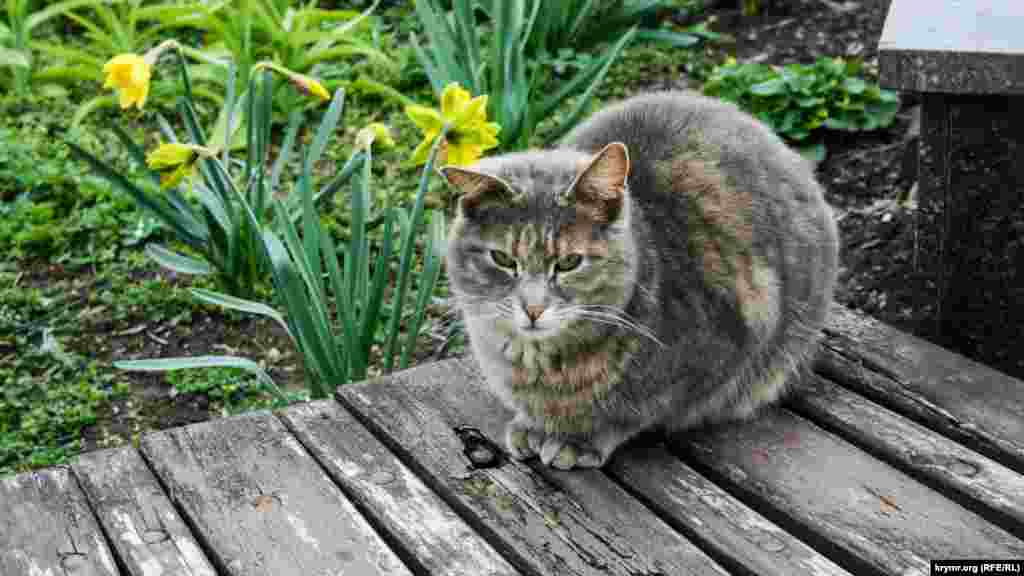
[538,437,609,470]
[505,419,544,461]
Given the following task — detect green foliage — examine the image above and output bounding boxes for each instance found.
[118,91,449,399]
[166,367,291,414]
[31,0,225,123]
[0,121,147,260]
[511,0,702,57]
[703,57,900,160]
[411,0,637,149]
[1,0,119,95]
[0,340,130,476]
[172,0,394,105]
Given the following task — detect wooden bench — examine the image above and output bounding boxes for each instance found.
[2,304,1023,576]
[877,0,1024,365]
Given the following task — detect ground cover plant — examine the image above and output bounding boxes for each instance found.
[3,0,943,476]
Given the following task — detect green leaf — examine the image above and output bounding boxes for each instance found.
[750,77,787,96]
[65,140,205,249]
[114,355,286,403]
[25,0,121,32]
[307,88,345,169]
[400,210,446,369]
[633,29,700,48]
[382,132,445,372]
[189,287,291,335]
[0,47,29,68]
[843,77,867,94]
[146,244,213,275]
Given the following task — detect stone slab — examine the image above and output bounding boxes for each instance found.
[878,0,1024,93]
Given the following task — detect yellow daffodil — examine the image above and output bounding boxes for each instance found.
[355,122,395,151]
[103,53,152,110]
[404,82,500,166]
[146,142,213,189]
[102,40,179,110]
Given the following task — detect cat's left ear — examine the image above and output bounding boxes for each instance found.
[569,142,629,223]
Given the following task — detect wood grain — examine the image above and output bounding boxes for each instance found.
[608,443,853,576]
[72,446,217,576]
[790,374,1024,534]
[673,406,1024,576]
[139,410,412,576]
[280,399,521,576]
[1,466,119,576]
[819,304,1024,474]
[337,357,730,576]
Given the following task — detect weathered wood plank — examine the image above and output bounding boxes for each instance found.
[280,399,521,576]
[672,407,1024,576]
[72,446,217,576]
[337,357,729,576]
[1,467,118,576]
[789,374,1024,535]
[139,411,412,576]
[608,444,853,576]
[818,305,1024,474]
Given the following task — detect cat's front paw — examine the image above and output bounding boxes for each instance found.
[504,418,545,461]
[538,437,610,470]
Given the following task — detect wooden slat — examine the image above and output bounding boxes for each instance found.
[1,467,118,576]
[673,407,1024,576]
[139,411,412,576]
[608,444,853,576]
[790,374,1024,534]
[280,399,521,576]
[819,305,1024,474]
[337,357,730,576]
[72,446,217,576]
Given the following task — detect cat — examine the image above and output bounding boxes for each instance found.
[440,90,840,470]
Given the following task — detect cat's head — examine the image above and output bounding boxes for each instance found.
[442,143,636,341]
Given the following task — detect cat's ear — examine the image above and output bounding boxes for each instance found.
[569,142,629,223]
[438,166,515,216]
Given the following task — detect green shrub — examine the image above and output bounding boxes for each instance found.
[703,56,900,160]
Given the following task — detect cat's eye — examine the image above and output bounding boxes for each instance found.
[490,250,517,269]
[555,253,583,272]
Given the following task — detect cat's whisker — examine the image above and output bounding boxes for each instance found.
[562,307,666,349]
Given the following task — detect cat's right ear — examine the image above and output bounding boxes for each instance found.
[438,166,515,217]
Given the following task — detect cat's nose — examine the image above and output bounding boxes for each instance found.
[524,305,545,323]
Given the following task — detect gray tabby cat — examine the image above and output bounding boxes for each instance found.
[440,91,839,470]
